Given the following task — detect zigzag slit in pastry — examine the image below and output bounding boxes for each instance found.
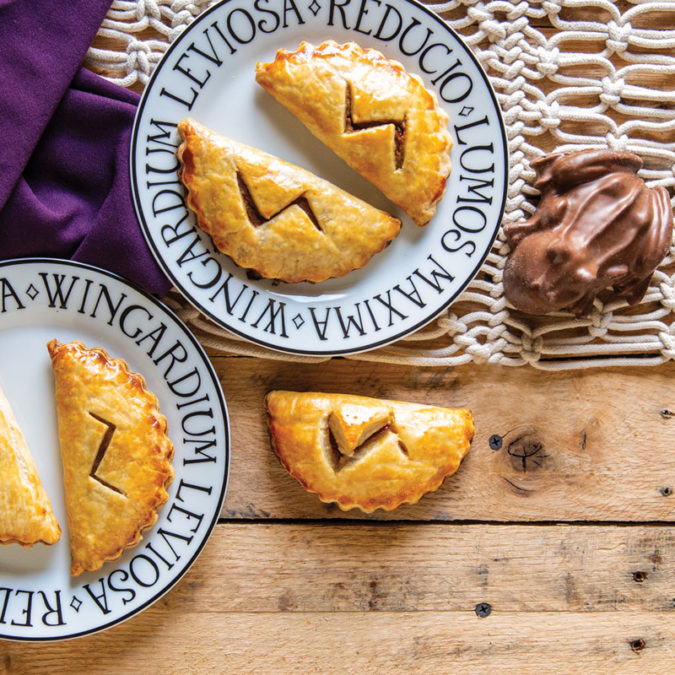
[266,391,474,513]
[47,340,174,576]
[256,41,453,226]
[177,118,401,283]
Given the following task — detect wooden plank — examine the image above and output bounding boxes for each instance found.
[214,358,675,521]
[4,522,673,671]
[3,610,672,673]
[161,523,675,613]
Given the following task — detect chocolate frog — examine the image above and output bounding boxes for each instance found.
[503,149,673,316]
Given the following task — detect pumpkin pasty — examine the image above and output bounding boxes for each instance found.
[266,391,473,513]
[0,384,61,546]
[255,41,453,226]
[47,340,174,576]
[177,118,401,283]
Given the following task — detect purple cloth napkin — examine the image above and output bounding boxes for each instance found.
[0,0,171,296]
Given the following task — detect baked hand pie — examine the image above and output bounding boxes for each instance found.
[0,384,61,546]
[255,41,453,226]
[266,391,473,512]
[177,118,401,283]
[47,340,174,576]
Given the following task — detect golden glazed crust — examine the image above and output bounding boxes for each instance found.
[47,340,174,576]
[266,391,473,513]
[0,384,61,546]
[177,118,401,283]
[255,41,453,226]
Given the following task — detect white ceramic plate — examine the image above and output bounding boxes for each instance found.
[0,259,229,641]
[131,0,508,355]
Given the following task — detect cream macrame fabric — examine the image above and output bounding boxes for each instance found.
[86,0,675,369]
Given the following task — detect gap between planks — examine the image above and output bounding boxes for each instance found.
[158,524,674,614]
[207,358,675,522]
[2,525,673,670]
[216,518,675,526]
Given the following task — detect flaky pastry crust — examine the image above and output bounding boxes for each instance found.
[47,340,174,576]
[0,384,61,546]
[256,41,453,226]
[266,391,473,513]
[177,118,401,283]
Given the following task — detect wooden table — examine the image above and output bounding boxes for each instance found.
[1,357,673,672]
[2,0,674,670]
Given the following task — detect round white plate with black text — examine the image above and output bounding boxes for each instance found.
[131,0,508,355]
[0,259,229,641]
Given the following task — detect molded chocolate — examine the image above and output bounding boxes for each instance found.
[503,149,673,316]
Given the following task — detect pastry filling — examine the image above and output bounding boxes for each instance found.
[343,81,407,171]
[236,170,322,232]
[324,423,403,472]
[327,408,391,454]
[88,412,125,496]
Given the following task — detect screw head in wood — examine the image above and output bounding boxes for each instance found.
[475,602,492,617]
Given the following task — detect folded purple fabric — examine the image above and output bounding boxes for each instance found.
[0,0,171,296]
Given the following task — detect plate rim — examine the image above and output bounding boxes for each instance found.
[130,0,509,357]
[0,256,230,642]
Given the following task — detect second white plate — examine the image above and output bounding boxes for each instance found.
[131,0,508,355]
[0,259,229,641]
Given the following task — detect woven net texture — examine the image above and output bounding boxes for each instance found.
[86,0,675,369]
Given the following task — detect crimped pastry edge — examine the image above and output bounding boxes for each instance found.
[257,39,448,119]
[47,339,175,577]
[264,390,473,513]
[255,40,453,227]
[0,534,61,548]
[175,118,401,284]
[0,382,62,547]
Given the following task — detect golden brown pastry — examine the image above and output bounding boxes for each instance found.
[266,391,473,512]
[47,340,174,576]
[177,118,401,283]
[0,384,61,546]
[255,41,453,226]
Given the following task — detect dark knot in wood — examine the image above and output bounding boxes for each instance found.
[504,426,546,473]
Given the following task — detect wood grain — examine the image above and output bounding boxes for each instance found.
[153,524,675,613]
[19,2,675,672]
[216,358,675,521]
[3,522,673,672]
[2,610,671,673]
